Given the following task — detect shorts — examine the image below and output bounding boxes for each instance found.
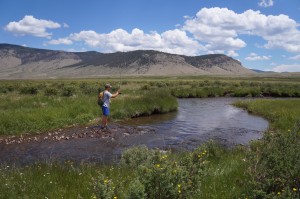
[102,106,110,116]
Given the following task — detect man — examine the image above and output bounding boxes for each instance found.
[101,83,120,129]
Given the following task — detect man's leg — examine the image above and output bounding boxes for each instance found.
[101,106,110,128]
[101,115,107,128]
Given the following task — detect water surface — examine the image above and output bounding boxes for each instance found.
[0,98,268,164]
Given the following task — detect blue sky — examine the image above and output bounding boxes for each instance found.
[1,0,300,72]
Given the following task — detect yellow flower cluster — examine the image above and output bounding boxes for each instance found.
[198,150,207,159]
[178,184,181,194]
[160,155,168,160]
[293,187,297,192]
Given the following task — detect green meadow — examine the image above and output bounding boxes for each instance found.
[0,76,300,198]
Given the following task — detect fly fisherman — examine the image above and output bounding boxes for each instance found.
[100,83,120,129]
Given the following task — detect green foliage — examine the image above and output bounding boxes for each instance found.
[44,87,58,96]
[126,179,146,199]
[235,99,300,198]
[19,86,39,95]
[61,86,76,96]
[120,146,209,199]
[92,174,116,199]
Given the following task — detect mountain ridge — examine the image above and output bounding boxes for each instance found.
[0,43,254,79]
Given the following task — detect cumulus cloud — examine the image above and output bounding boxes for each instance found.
[48,38,73,45]
[49,28,204,56]
[227,50,239,57]
[63,23,69,28]
[245,53,271,61]
[270,64,300,72]
[47,7,300,56]
[4,15,61,38]
[289,54,300,60]
[258,0,274,7]
[183,7,300,53]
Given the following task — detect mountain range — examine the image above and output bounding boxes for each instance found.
[0,44,254,79]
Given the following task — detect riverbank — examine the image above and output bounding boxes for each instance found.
[0,98,268,166]
[0,98,299,198]
[0,77,300,198]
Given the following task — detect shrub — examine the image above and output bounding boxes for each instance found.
[126,179,146,199]
[44,88,58,96]
[248,125,300,198]
[141,84,151,90]
[61,86,76,97]
[0,87,8,93]
[92,174,116,199]
[19,86,39,95]
[120,146,209,199]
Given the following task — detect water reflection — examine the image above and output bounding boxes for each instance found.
[120,98,269,148]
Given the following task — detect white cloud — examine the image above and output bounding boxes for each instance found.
[258,0,274,7]
[227,50,239,57]
[270,64,300,72]
[245,53,271,61]
[183,7,300,53]
[50,28,204,56]
[289,54,300,60]
[46,7,300,56]
[63,23,69,28]
[48,37,73,45]
[4,15,61,38]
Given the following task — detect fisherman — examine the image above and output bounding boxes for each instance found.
[100,83,120,129]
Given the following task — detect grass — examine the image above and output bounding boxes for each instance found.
[235,99,300,198]
[1,76,300,198]
[0,76,299,135]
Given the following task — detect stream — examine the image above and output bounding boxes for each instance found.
[0,98,268,165]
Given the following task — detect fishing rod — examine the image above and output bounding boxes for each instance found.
[118,62,123,94]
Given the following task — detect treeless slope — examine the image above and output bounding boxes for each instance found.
[0,44,254,78]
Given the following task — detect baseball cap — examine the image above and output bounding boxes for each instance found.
[105,83,112,88]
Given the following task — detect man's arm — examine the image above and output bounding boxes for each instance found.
[111,90,120,98]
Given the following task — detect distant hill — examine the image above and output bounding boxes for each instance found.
[0,43,254,79]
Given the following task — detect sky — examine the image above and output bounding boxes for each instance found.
[1,0,300,72]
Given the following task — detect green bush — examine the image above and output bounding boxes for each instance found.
[44,88,58,96]
[61,86,76,97]
[119,146,209,199]
[126,179,146,199]
[248,125,300,198]
[19,86,39,95]
[92,174,116,199]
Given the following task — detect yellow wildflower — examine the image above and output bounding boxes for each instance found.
[155,164,160,168]
[178,190,181,194]
[113,196,117,199]
[293,187,297,192]
[104,179,108,184]
[177,184,181,188]
[277,192,281,195]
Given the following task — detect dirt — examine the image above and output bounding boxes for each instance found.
[0,124,156,165]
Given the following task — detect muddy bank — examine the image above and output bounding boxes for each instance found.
[0,124,156,165]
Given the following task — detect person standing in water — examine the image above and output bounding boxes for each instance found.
[100,83,120,129]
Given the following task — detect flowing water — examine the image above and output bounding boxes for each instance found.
[0,98,268,165]
[119,98,269,150]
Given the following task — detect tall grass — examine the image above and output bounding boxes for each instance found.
[235,99,300,198]
[0,84,177,135]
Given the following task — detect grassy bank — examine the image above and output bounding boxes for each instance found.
[2,99,299,198]
[0,143,249,199]
[235,99,300,198]
[1,77,300,198]
[0,80,177,135]
[0,76,299,135]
